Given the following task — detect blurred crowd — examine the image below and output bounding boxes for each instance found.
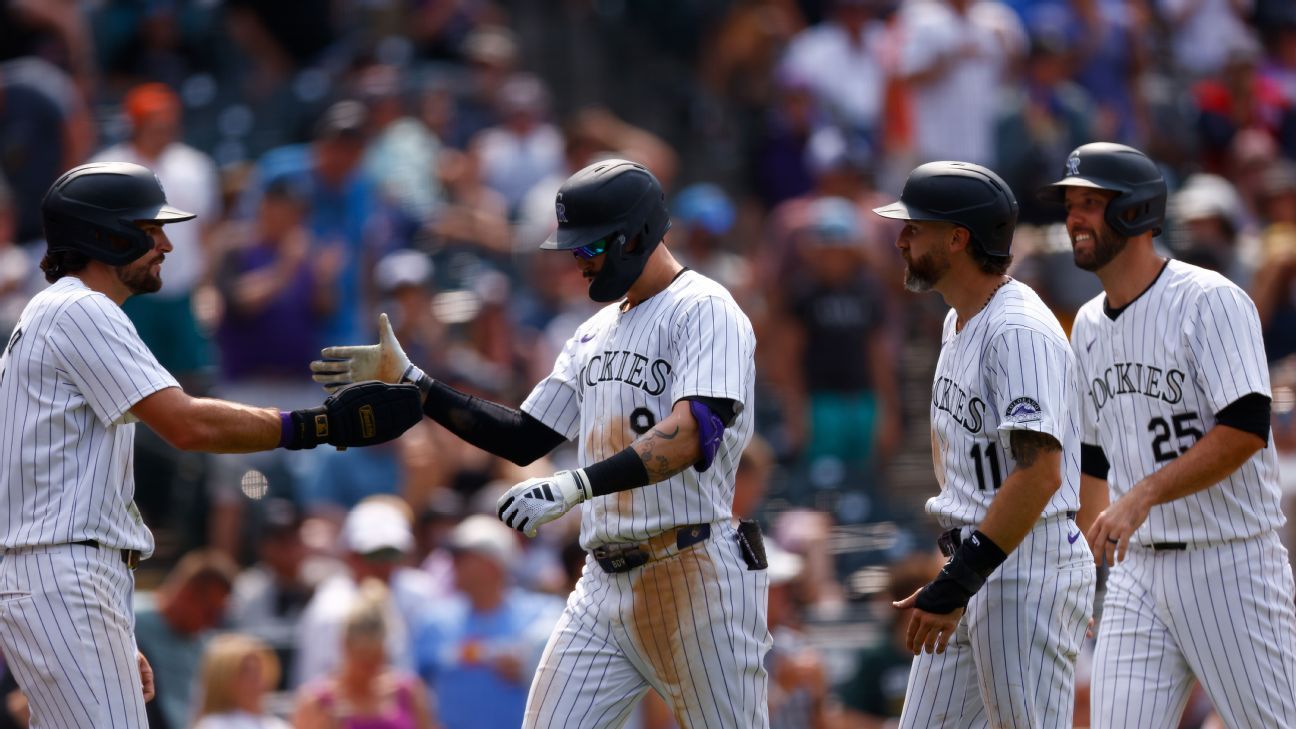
[2,0,1296,727]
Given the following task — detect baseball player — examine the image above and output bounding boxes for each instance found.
[872,161,1096,728]
[0,162,421,729]
[311,159,770,728]
[1041,142,1296,728]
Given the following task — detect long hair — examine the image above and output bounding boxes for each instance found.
[194,633,280,718]
[39,250,91,283]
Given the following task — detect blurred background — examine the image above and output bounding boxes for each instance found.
[2,0,1296,727]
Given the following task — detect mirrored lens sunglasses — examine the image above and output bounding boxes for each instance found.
[572,234,622,260]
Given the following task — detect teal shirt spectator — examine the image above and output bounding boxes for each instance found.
[133,592,212,729]
[414,589,563,729]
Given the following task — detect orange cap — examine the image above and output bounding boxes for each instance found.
[124,83,180,125]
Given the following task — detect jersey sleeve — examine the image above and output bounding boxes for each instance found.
[48,295,179,427]
[1185,284,1271,414]
[669,295,753,407]
[520,330,584,440]
[985,327,1071,443]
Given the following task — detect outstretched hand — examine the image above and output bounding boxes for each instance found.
[311,313,412,391]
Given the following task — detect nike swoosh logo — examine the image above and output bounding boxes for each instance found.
[1067,531,1081,544]
[1086,339,1096,352]
[580,333,596,343]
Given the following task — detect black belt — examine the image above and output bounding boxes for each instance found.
[592,523,711,574]
[1150,542,1187,551]
[73,539,141,569]
[938,511,1077,558]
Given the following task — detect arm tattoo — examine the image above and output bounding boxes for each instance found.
[635,425,688,481]
[1010,430,1061,468]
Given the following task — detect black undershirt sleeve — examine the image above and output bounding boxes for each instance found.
[421,379,567,465]
[1080,443,1110,480]
[1215,393,1271,443]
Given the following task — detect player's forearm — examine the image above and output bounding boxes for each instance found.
[629,400,702,483]
[977,448,1062,555]
[154,397,282,453]
[1136,424,1264,506]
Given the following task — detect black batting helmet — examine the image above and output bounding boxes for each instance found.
[872,161,1018,257]
[542,159,671,302]
[41,162,195,266]
[1038,142,1167,237]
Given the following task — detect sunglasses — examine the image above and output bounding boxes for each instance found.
[572,234,622,260]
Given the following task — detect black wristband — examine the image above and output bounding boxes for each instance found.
[914,530,1007,614]
[283,407,325,450]
[583,446,651,497]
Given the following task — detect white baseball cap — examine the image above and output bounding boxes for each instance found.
[447,514,519,566]
[342,498,414,555]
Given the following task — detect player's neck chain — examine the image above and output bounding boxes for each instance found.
[959,276,1011,331]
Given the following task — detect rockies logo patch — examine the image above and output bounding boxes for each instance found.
[1005,397,1043,423]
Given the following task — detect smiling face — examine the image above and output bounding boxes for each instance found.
[895,219,956,292]
[1064,187,1126,272]
[114,222,172,294]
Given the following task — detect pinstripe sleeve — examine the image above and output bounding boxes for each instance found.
[47,297,179,426]
[669,295,752,406]
[1186,285,1272,414]
[986,326,1070,443]
[521,331,583,440]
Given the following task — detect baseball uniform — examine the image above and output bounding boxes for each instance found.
[0,276,177,728]
[901,279,1096,729]
[519,269,770,729]
[1075,260,1296,728]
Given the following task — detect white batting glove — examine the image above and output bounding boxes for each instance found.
[311,313,417,391]
[497,470,591,538]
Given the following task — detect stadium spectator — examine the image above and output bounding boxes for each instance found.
[294,580,439,729]
[134,550,240,729]
[294,497,438,687]
[192,633,291,729]
[414,515,563,729]
[92,81,221,386]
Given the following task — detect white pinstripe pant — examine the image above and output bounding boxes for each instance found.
[523,520,771,729]
[900,515,1096,729]
[0,543,146,729]
[1091,530,1296,729]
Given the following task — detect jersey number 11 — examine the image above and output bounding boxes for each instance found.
[970,442,1004,491]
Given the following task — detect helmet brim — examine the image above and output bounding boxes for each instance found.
[540,220,622,251]
[871,200,943,222]
[131,204,197,224]
[1037,177,1124,203]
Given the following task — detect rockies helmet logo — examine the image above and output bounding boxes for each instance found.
[1066,151,1081,177]
[555,193,568,224]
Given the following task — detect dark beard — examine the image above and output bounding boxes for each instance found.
[115,259,162,294]
[903,249,948,292]
[1072,225,1127,272]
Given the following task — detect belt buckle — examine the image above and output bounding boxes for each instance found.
[592,543,647,573]
[123,550,141,570]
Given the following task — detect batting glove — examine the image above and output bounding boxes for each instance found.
[311,313,421,392]
[497,470,591,538]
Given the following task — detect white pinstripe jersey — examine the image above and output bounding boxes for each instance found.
[1071,259,1284,544]
[928,279,1082,529]
[522,270,756,549]
[0,277,177,555]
